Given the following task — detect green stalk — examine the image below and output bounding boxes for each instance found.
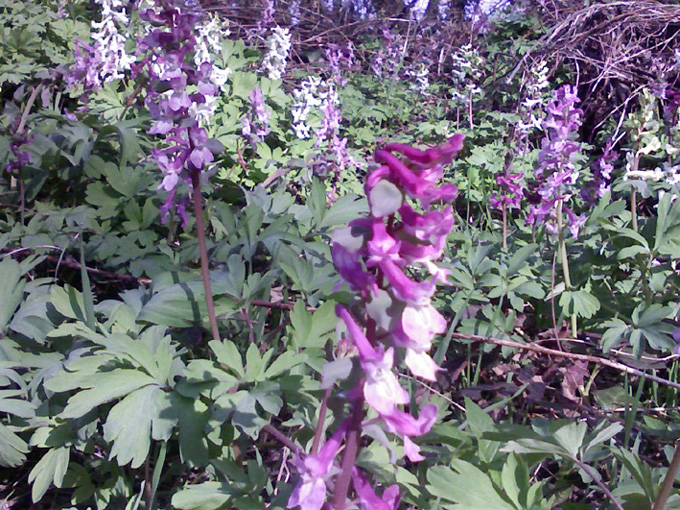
[148,441,167,510]
[190,171,221,343]
[556,200,577,337]
[630,153,640,231]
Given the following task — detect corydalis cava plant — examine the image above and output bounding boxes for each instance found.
[137,0,225,342]
[287,135,462,510]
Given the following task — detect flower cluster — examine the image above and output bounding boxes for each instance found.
[370,28,403,80]
[258,0,275,32]
[624,88,663,181]
[286,136,461,510]
[490,171,523,210]
[581,140,617,204]
[325,42,354,86]
[289,0,302,26]
[527,84,585,238]
[261,26,291,80]
[67,0,134,91]
[6,135,33,175]
[450,44,484,105]
[291,77,335,140]
[137,0,224,220]
[241,85,271,146]
[517,60,551,136]
[406,62,430,94]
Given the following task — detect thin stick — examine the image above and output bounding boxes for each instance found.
[190,172,221,343]
[572,457,625,510]
[262,424,299,455]
[453,332,680,392]
[653,439,680,510]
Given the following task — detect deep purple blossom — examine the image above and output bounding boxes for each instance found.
[294,136,459,509]
[582,140,617,204]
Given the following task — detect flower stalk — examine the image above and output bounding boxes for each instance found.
[287,135,461,509]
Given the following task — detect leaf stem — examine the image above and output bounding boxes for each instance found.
[190,171,221,342]
[262,423,299,455]
[557,200,577,337]
[572,457,624,510]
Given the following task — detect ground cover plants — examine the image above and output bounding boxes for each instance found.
[4,0,680,509]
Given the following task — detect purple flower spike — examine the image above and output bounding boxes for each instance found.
[310,136,459,509]
[527,84,585,237]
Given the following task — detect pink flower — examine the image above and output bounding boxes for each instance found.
[404,349,441,381]
[352,468,401,510]
[366,221,402,267]
[381,404,438,462]
[378,259,435,305]
[331,243,377,294]
[288,421,349,510]
[383,134,464,169]
[373,150,457,207]
[362,347,409,415]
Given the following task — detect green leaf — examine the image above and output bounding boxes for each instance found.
[173,394,209,467]
[601,318,629,352]
[28,446,70,502]
[104,385,176,468]
[552,421,587,458]
[427,462,516,509]
[559,290,600,319]
[50,285,88,323]
[61,370,158,419]
[464,398,500,463]
[0,258,26,332]
[500,453,527,509]
[263,351,306,379]
[0,423,30,468]
[172,482,235,510]
[289,300,337,350]
[209,340,245,379]
[80,239,96,330]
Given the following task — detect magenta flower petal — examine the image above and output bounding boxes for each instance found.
[352,468,401,510]
[336,305,377,360]
[378,259,435,305]
[331,243,377,293]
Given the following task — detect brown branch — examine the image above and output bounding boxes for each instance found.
[262,423,299,456]
[453,332,680,391]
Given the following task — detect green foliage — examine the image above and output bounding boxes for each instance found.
[3,2,680,509]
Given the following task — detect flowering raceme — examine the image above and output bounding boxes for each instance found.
[68,0,135,92]
[527,84,585,238]
[288,135,461,509]
[136,0,225,221]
